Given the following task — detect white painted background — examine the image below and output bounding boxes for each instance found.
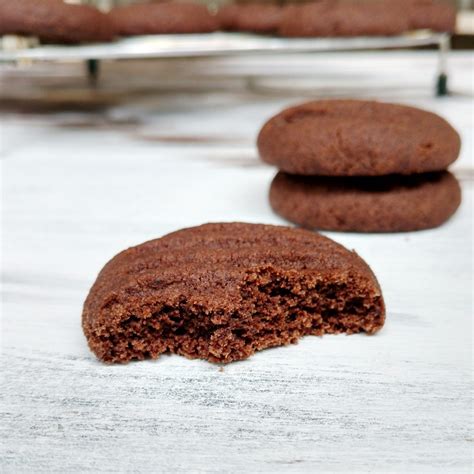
[1,51,473,473]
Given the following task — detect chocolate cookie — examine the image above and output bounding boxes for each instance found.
[109,2,219,36]
[279,1,409,38]
[402,0,457,33]
[270,171,461,232]
[83,223,385,364]
[0,0,114,44]
[217,3,285,34]
[257,100,461,176]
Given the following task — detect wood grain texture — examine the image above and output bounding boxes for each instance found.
[1,52,473,473]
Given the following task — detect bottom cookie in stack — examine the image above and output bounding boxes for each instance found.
[270,171,461,233]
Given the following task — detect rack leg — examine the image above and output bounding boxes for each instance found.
[86,59,100,85]
[436,73,448,96]
[436,34,450,97]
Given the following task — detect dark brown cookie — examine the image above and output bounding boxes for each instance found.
[83,223,385,364]
[0,0,114,44]
[257,100,461,176]
[270,171,461,232]
[279,1,409,38]
[217,3,285,34]
[402,0,457,33]
[109,2,219,36]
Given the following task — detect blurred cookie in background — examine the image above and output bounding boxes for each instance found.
[0,0,115,44]
[279,1,409,37]
[217,3,286,34]
[278,0,456,37]
[109,1,219,36]
[402,0,457,33]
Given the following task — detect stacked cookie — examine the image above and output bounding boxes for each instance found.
[258,100,461,232]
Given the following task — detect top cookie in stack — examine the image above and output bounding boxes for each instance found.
[258,100,462,232]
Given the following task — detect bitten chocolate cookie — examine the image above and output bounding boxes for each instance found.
[83,223,385,364]
[279,1,409,38]
[217,3,285,34]
[270,171,461,232]
[0,0,114,44]
[109,2,219,36]
[258,100,461,176]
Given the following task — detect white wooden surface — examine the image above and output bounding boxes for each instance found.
[1,51,473,473]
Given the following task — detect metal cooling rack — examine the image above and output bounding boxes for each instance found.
[0,31,451,95]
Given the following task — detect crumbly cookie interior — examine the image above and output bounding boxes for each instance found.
[86,266,384,364]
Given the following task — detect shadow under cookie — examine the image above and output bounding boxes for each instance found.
[270,171,461,232]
